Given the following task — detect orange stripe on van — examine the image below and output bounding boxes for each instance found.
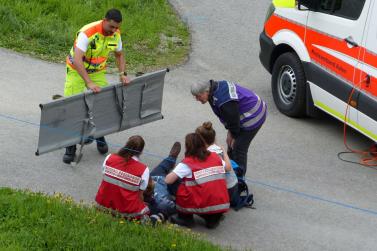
[265,14,377,98]
[362,49,377,70]
[265,14,306,40]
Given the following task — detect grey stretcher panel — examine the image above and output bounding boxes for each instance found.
[36,69,167,155]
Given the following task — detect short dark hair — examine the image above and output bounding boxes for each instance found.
[105,8,122,23]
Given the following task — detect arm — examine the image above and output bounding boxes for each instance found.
[219,101,241,137]
[139,190,144,201]
[165,163,191,184]
[114,51,130,85]
[165,172,179,185]
[139,168,150,201]
[73,47,101,93]
[222,148,232,172]
[143,177,155,202]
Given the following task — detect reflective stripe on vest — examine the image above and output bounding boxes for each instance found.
[67,20,121,73]
[104,165,141,185]
[84,56,107,65]
[193,165,225,179]
[184,173,226,186]
[176,203,230,214]
[240,95,261,121]
[103,175,140,192]
[241,101,267,128]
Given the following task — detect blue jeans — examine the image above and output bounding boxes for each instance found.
[151,176,176,215]
[149,157,180,216]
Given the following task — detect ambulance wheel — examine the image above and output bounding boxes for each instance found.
[271,52,306,117]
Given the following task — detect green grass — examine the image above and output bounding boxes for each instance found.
[0,187,226,250]
[0,0,190,72]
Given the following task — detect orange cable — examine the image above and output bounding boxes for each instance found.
[342,77,377,167]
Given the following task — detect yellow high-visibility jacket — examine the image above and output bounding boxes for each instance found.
[66,20,121,73]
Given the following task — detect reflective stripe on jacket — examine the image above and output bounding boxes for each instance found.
[210,81,267,130]
[175,152,230,214]
[66,20,121,73]
[95,154,149,219]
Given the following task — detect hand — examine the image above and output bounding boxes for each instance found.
[226,131,234,149]
[86,82,101,93]
[120,75,130,86]
[219,145,226,154]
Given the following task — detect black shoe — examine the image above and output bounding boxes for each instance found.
[170,214,194,227]
[63,145,76,164]
[169,142,181,159]
[96,137,108,155]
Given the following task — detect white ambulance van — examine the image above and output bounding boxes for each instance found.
[259,0,377,142]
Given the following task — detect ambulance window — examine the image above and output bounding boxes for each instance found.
[319,0,366,20]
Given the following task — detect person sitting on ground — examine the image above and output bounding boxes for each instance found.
[195,121,239,208]
[143,141,182,222]
[165,133,231,229]
[95,135,150,220]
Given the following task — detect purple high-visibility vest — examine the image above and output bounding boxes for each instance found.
[210,81,267,130]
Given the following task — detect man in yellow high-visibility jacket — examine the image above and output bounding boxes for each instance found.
[272,0,296,8]
[63,8,130,164]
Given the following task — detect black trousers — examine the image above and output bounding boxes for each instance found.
[228,124,262,177]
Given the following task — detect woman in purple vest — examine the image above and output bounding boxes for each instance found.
[191,80,267,177]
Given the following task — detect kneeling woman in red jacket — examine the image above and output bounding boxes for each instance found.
[95,135,150,219]
[165,133,231,228]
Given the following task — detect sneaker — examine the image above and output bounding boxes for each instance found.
[150,213,166,226]
[96,137,108,155]
[169,142,181,158]
[170,214,194,227]
[63,145,76,164]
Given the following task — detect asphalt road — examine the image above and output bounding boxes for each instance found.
[1,0,377,250]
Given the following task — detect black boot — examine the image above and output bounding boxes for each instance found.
[96,137,108,155]
[63,145,76,164]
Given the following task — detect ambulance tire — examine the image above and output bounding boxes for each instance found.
[271,52,306,117]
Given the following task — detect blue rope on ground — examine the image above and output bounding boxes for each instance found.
[0,112,169,162]
[246,178,377,217]
[1,112,377,217]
